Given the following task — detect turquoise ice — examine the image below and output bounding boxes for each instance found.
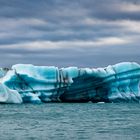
[0,62,140,103]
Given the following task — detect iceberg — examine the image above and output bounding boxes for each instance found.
[0,62,140,103]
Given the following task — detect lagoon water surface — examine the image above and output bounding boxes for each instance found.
[0,103,140,140]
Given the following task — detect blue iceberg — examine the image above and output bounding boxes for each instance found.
[0,62,140,103]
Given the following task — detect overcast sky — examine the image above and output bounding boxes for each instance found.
[0,0,140,68]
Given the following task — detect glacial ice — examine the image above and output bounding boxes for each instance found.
[0,62,140,103]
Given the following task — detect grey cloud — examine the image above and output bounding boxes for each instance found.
[0,40,139,68]
[0,0,139,20]
[0,0,139,67]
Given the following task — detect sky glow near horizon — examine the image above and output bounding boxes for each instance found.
[0,0,140,68]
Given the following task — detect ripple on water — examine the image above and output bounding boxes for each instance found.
[0,103,140,140]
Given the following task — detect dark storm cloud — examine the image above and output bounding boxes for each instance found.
[82,0,140,20]
[0,0,140,67]
[0,0,140,19]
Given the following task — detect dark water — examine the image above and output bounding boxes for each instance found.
[0,103,140,140]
